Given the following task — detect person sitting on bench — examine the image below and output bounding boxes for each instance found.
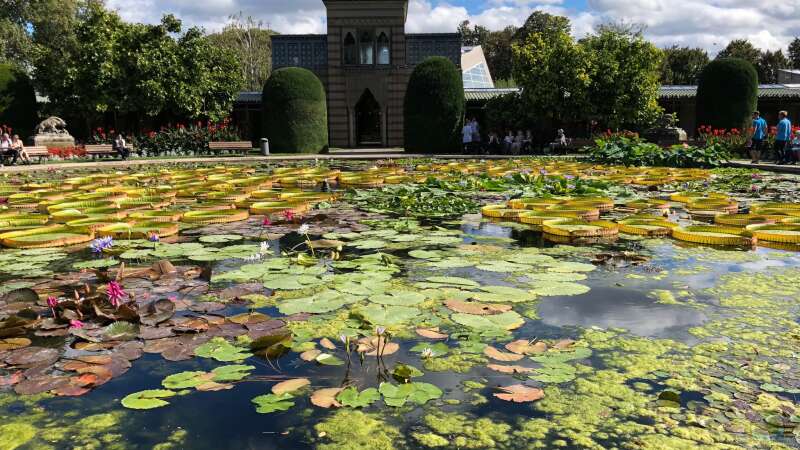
[0,133,18,166]
[11,135,30,165]
[113,133,130,160]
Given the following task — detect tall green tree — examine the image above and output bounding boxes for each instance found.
[457,20,489,47]
[511,16,590,126]
[659,45,709,85]
[789,37,800,69]
[513,11,571,42]
[758,49,790,83]
[581,25,663,129]
[207,13,274,92]
[484,26,516,83]
[716,39,761,68]
[32,2,243,134]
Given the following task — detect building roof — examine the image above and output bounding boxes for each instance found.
[464,88,519,101]
[779,69,800,75]
[237,92,262,104]
[461,46,494,89]
[660,84,800,99]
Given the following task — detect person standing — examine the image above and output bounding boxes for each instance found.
[462,122,473,153]
[775,111,792,164]
[791,130,800,164]
[750,111,767,164]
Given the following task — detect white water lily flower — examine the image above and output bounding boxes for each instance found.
[259,241,270,254]
[297,224,310,235]
[421,348,434,358]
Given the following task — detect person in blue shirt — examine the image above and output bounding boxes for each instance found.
[775,111,792,164]
[750,111,767,164]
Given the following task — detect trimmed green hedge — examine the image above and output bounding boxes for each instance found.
[262,67,328,154]
[404,57,464,153]
[696,58,758,131]
[0,64,38,137]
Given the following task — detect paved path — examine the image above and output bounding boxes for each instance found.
[726,160,800,175]
[0,153,582,174]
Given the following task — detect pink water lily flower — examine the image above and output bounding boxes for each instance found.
[262,217,272,226]
[107,281,127,308]
[69,319,84,329]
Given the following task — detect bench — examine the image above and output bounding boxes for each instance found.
[85,144,117,159]
[208,141,253,156]
[25,146,49,163]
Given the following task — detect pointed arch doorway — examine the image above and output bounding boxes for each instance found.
[355,89,382,146]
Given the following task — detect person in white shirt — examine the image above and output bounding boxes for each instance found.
[11,135,30,164]
[0,133,16,166]
[114,133,130,160]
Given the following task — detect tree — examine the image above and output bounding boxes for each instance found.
[0,63,38,135]
[717,39,761,66]
[484,26,516,83]
[511,18,589,127]
[758,49,790,83]
[659,46,709,85]
[207,13,274,92]
[262,67,328,153]
[457,20,489,47]
[32,3,243,135]
[696,58,758,131]
[581,25,663,129]
[789,37,800,69]
[513,11,571,43]
[404,56,464,153]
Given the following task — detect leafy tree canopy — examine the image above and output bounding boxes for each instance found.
[790,37,800,69]
[659,46,709,85]
[207,13,275,91]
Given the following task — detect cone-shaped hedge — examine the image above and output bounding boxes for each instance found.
[262,68,328,154]
[0,64,38,137]
[696,58,758,131]
[404,57,464,153]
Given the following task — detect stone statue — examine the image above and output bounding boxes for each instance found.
[643,113,687,146]
[36,117,69,135]
[33,116,75,148]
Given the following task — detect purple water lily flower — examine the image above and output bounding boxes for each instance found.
[89,237,113,254]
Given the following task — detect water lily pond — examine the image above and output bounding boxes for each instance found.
[3,160,800,449]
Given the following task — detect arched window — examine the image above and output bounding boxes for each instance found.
[359,31,373,65]
[343,32,357,65]
[377,32,390,65]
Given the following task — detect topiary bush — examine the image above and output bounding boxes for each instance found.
[404,57,464,153]
[0,64,38,138]
[262,67,328,154]
[696,58,758,131]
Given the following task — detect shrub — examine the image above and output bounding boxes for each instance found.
[0,64,38,138]
[262,67,328,154]
[131,119,242,156]
[696,58,758,131]
[589,133,730,168]
[404,57,465,153]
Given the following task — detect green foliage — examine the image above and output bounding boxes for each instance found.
[580,25,663,130]
[346,185,478,218]
[589,134,730,168]
[32,5,243,134]
[404,57,464,153]
[790,37,800,69]
[659,45,709,85]
[262,67,328,154]
[696,58,758,131]
[757,49,790,84]
[207,13,274,91]
[511,17,589,126]
[0,63,38,136]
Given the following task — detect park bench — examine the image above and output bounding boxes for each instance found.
[208,141,253,156]
[85,144,117,159]
[25,146,50,163]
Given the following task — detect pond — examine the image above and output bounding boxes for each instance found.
[2,160,800,450]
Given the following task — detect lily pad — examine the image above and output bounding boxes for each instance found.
[194,337,252,362]
[121,389,176,410]
[379,382,443,407]
[337,387,381,408]
[251,392,295,413]
[450,311,525,332]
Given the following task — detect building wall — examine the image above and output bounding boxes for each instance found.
[778,70,800,84]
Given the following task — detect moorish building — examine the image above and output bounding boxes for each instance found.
[233,0,504,148]
[271,0,460,148]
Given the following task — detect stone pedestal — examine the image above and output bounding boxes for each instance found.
[643,113,688,146]
[33,133,76,148]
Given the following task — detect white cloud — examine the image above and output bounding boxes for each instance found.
[105,0,798,52]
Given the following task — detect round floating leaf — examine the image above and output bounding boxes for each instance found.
[359,304,421,326]
[546,261,597,273]
[369,291,426,306]
[194,337,252,362]
[425,276,480,288]
[210,365,255,382]
[337,387,380,408]
[530,347,593,364]
[379,382,442,407]
[494,384,544,402]
[311,387,343,408]
[272,378,310,395]
[529,281,590,297]
[73,258,120,269]
[450,311,525,331]
[121,389,176,410]
[251,392,295,414]
[315,353,345,366]
[162,371,207,389]
[198,234,243,244]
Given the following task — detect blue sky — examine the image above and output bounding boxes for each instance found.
[106,0,798,53]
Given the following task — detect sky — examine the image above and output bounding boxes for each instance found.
[105,0,799,53]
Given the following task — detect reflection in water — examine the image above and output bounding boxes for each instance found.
[538,287,706,342]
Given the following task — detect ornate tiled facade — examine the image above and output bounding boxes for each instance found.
[271,0,460,148]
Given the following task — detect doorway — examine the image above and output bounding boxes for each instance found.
[355,89,382,146]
